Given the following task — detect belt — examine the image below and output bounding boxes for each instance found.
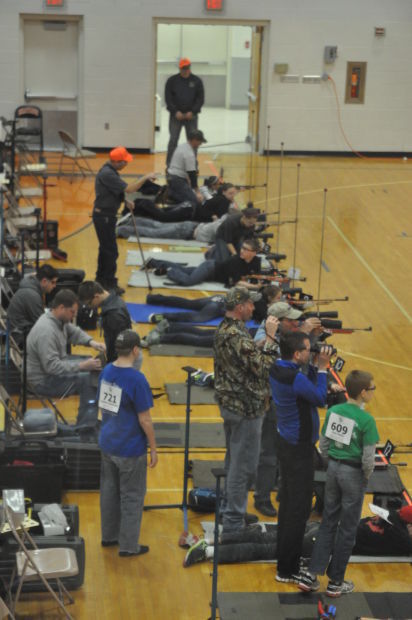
[329,456,362,469]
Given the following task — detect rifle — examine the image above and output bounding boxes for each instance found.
[287,296,349,305]
[234,183,267,190]
[325,325,372,335]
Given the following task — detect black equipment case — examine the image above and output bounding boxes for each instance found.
[0,439,67,503]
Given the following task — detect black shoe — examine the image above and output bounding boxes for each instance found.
[110,285,125,296]
[101,540,118,547]
[154,267,168,277]
[254,500,277,518]
[141,258,155,271]
[245,512,259,525]
[119,545,149,557]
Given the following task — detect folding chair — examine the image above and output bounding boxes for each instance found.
[4,504,78,619]
[57,130,96,183]
[13,106,43,155]
[0,596,14,620]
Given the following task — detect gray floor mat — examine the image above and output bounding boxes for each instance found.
[193,459,225,488]
[126,249,205,267]
[217,592,375,620]
[153,422,224,448]
[127,236,208,247]
[366,464,404,494]
[128,269,227,292]
[149,343,214,357]
[165,383,215,405]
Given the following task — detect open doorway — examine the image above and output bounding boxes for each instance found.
[154,22,264,157]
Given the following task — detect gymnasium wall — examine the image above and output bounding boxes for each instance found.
[0,0,411,153]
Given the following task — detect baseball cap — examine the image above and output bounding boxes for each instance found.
[188,129,207,143]
[179,57,191,69]
[225,287,261,310]
[115,329,140,354]
[110,146,133,163]
[398,505,412,523]
[267,301,302,320]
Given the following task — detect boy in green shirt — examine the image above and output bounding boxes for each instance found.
[298,370,379,597]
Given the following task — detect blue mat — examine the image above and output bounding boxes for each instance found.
[126,303,259,328]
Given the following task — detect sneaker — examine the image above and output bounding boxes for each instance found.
[254,500,277,517]
[140,337,149,349]
[275,573,301,584]
[141,258,155,271]
[154,267,168,277]
[119,545,149,557]
[178,531,201,548]
[183,539,208,567]
[326,579,354,598]
[148,313,164,324]
[245,512,259,525]
[297,571,320,592]
[145,330,161,346]
[156,319,170,334]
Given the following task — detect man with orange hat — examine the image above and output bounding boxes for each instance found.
[165,57,204,166]
[93,146,155,294]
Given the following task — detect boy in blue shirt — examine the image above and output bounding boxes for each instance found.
[98,330,157,557]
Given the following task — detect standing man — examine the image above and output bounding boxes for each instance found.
[167,130,207,207]
[93,146,155,294]
[214,287,279,535]
[269,332,332,583]
[165,57,205,166]
[98,330,157,557]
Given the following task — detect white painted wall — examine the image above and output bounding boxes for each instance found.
[1,0,411,152]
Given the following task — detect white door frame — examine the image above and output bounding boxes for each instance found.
[152,17,270,154]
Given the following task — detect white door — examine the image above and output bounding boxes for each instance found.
[23,18,79,149]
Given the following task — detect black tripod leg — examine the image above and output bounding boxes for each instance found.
[210,468,226,620]
[126,202,152,291]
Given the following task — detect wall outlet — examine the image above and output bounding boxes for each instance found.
[104,122,110,130]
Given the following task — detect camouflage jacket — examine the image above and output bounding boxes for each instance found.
[213,316,277,418]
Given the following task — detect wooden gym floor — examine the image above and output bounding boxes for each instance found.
[15,151,412,619]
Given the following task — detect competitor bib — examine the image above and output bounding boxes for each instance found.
[98,381,122,414]
[325,412,355,446]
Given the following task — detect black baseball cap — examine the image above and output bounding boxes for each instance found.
[188,129,207,143]
[115,329,140,354]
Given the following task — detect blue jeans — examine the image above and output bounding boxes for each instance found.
[159,323,215,347]
[117,217,196,240]
[149,257,216,287]
[147,293,225,323]
[100,452,147,553]
[309,459,367,582]
[167,175,197,207]
[220,406,263,534]
[34,366,98,427]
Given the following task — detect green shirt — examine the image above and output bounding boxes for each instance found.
[322,402,379,462]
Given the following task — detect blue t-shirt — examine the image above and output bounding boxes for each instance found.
[98,364,153,458]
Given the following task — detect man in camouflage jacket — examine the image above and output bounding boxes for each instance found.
[214,287,279,534]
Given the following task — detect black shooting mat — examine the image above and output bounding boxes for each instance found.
[149,343,214,357]
[217,592,412,620]
[366,464,404,494]
[165,383,215,405]
[153,422,224,448]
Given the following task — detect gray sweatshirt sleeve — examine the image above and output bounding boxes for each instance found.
[35,331,83,375]
[362,444,376,479]
[319,434,331,466]
[66,323,93,346]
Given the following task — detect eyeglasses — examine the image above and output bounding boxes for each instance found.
[241,246,254,252]
[365,386,376,391]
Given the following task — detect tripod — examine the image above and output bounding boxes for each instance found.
[144,365,196,531]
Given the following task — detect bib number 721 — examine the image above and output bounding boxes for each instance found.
[98,381,122,414]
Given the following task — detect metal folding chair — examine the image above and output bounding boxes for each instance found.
[57,130,96,182]
[4,504,78,620]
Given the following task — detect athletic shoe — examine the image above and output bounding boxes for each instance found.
[178,531,201,548]
[254,500,277,517]
[141,258,155,271]
[297,571,320,592]
[275,573,301,584]
[148,313,164,324]
[156,319,170,334]
[145,330,161,346]
[326,579,355,598]
[119,545,149,557]
[140,337,149,349]
[183,539,208,567]
[154,267,168,277]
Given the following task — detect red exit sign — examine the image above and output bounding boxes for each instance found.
[205,0,224,10]
[45,0,65,6]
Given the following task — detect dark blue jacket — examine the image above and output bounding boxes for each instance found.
[269,360,328,445]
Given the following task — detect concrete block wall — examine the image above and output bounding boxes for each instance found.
[1,0,411,152]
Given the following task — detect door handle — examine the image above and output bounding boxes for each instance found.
[247,91,257,102]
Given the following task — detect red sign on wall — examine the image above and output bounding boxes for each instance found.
[205,0,224,11]
[45,0,65,6]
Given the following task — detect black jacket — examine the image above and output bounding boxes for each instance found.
[7,275,44,339]
[165,73,204,115]
[100,293,132,362]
